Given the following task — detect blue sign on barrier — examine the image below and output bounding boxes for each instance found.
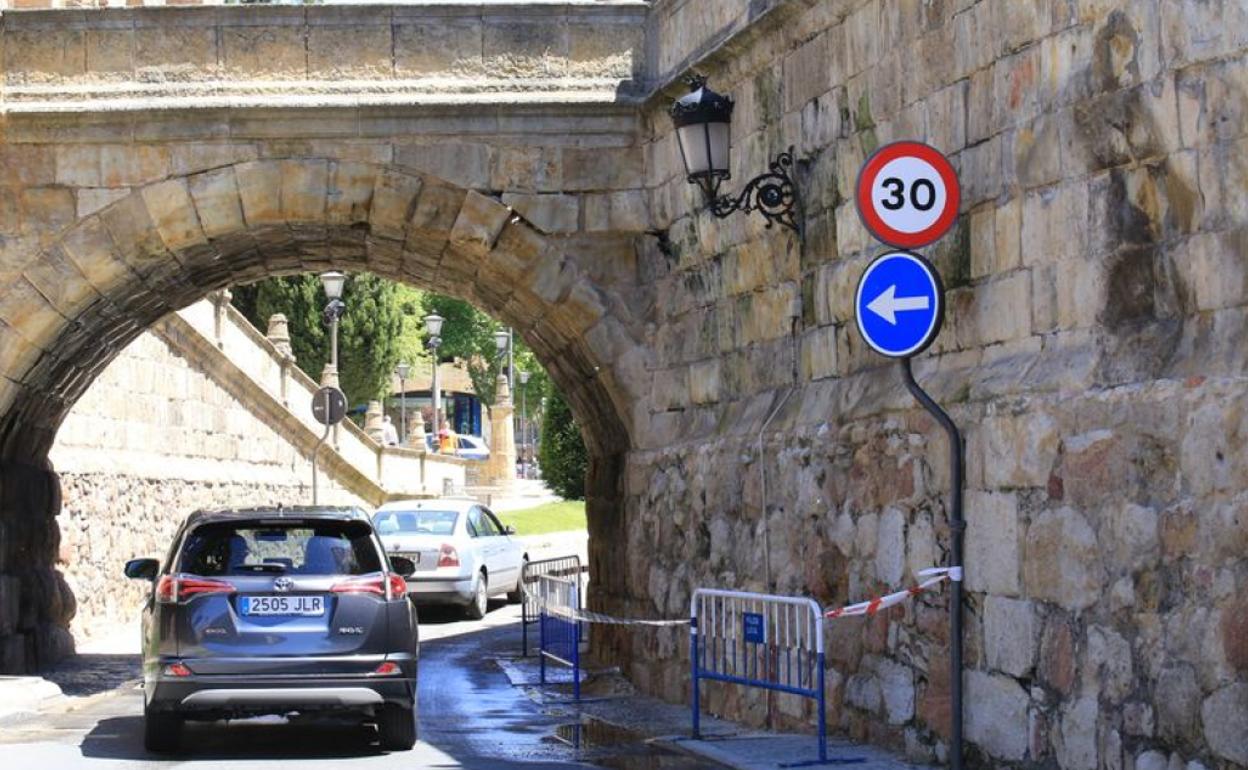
[854,251,944,358]
[743,612,766,644]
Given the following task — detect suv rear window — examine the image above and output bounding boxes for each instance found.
[177,520,382,576]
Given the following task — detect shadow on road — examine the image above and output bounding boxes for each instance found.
[80,715,388,761]
[43,653,141,697]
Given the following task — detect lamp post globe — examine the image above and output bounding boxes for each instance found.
[493,330,510,356]
[319,271,346,300]
[669,75,734,202]
[423,313,444,338]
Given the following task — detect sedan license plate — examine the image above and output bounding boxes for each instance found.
[240,595,325,616]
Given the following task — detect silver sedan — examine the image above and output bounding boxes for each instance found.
[373,499,527,619]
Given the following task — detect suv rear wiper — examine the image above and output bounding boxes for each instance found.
[234,563,288,573]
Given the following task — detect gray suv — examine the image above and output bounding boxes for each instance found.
[125,507,419,753]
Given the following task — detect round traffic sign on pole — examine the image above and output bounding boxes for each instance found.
[856,141,960,249]
[854,251,945,358]
[311,386,347,426]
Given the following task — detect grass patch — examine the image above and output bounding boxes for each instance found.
[498,499,586,536]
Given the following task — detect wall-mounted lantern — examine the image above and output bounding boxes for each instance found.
[669,74,801,234]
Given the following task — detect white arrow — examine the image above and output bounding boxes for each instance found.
[866,284,930,325]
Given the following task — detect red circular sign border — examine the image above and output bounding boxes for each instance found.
[855,141,961,249]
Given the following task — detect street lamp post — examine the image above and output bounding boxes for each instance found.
[423,314,444,436]
[519,370,530,479]
[396,361,410,446]
[319,271,346,387]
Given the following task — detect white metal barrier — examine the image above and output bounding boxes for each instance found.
[691,588,828,764]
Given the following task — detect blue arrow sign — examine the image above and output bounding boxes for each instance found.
[855,251,944,358]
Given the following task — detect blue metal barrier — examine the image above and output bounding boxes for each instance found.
[538,574,581,702]
[691,588,830,766]
[521,555,584,656]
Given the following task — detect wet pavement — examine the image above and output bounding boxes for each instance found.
[0,600,721,769]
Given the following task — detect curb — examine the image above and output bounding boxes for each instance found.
[0,677,66,723]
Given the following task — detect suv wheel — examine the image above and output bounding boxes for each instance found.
[378,703,417,751]
[506,558,529,604]
[143,705,183,753]
[466,572,488,620]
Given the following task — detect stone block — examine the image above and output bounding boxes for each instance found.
[984,596,1037,678]
[1084,625,1134,701]
[369,169,424,240]
[141,179,206,252]
[568,22,640,79]
[1056,695,1099,770]
[448,191,510,255]
[187,168,245,239]
[55,146,102,187]
[0,276,63,350]
[1023,507,1103,610]
[60,217,131,295]
[233,160,283,226]
[501,193,578,234]
[222,25,306,79]
[1201,682,1248,765]
[562,147,643,192]
[876,658,915,726]
[965,670,1029,761]
[688,360,720,405]
[307,25,393,80]
[875,507,905,586]
[100,193,168,273]
[964,491,1020,595]
[783,31,832,113]
[326,161,377,226]
[134,26,218,81]
[18,187,76,240]
[799,325,838,381]
[483,21,566,79]
[24,246,97,319]
[76,189,129,220]
[980,410,1059,488]
[280,159,329,222]
[396,143,492,191]
[5,29,86,83]
[395,21,483,77]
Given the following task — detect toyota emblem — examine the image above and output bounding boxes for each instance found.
[273,577,294,593]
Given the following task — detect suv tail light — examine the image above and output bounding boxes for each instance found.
[331,573,407,600]
[437,543,460,568]
[155,574,235,604]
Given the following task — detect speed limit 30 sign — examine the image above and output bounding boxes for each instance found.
[855,141,960,249]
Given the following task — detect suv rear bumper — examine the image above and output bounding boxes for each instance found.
[146,658,416,717]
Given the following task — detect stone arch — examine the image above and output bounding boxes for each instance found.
[0,157,648,671]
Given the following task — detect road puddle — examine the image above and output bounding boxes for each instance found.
[548,717,723,769]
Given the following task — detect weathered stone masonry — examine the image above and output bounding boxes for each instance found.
[0,1,1245,768]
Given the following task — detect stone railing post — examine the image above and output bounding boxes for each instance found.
[266,313,296,406]
[364,400,385,444]
[211,288,232,350]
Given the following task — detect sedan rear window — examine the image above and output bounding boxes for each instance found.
[373,510,459,536]
[177,521,382,576]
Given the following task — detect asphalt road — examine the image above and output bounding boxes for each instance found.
[0,601,698,769]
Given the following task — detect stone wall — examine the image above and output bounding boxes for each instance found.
[50,322,370,644]
[617,1,1248,769]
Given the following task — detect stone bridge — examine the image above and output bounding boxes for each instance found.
[1,2,1246,767]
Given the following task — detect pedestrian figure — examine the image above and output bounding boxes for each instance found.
[382,415,399,446]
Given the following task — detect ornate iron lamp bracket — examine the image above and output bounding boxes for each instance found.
[707,147,802,234]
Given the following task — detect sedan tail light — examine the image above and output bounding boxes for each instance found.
[331,572,408,600]
[437,544,460,568]
[155,574,235,604]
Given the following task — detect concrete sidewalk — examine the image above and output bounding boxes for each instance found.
[493,654,932,770]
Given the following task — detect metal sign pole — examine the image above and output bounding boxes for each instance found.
[311,389,331,505]
[900,357,963,770]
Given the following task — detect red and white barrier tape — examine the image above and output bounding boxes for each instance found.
[824,566,960,620]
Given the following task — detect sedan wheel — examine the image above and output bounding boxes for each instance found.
[466,572,488,620]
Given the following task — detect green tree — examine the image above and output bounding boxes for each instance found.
[419,294,507,409]
[232,273,405,408]
[538,388,587,501]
